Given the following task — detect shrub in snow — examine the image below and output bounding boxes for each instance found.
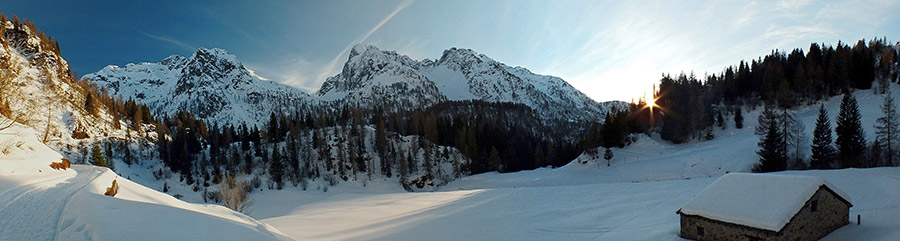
[104,179,118,197]
[49,158,71,170]
[249,176,261,190]
[219,174,252,213]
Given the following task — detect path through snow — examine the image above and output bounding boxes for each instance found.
[0,167,97,240]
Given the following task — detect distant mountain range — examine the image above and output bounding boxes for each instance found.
[85,44,623,126]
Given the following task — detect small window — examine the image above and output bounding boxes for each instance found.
[697,226,704,237]
[811,200,818,212]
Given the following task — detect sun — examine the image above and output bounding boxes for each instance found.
[646,96,657,110]
[643,94,657,111]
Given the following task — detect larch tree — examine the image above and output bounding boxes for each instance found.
[875,89,899,166]
[781,109,806,168]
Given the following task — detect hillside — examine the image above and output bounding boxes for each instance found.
[0,18,155,161]
[0,123,290,241]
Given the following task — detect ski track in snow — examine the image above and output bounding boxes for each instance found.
[0,167,98,241]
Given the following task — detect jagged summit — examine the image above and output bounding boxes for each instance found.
[87,44,622,125]
[319,45,622,121]
[85,48,311,126]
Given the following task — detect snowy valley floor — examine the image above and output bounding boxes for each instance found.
[3,87,900,240]
[250,167,900,240]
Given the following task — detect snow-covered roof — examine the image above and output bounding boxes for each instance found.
[679,173,851,232]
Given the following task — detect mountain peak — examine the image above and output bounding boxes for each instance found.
[317,44,619,122]
[85,47,311,126]
[349,44,380,59]
[188,47,241,67]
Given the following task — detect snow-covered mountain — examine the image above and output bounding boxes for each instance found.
[84,48,313,126]
[85,44,622,125]
[319,44,622,121]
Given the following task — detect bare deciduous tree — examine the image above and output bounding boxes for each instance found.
[219,174,252,213]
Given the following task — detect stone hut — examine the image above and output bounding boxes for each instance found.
[677,173,852,241]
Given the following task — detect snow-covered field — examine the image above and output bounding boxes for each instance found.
[251,167,900,240]
[250,87,900,240]
[3,86,899,241]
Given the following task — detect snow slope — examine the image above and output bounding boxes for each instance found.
[0,124,63,173]
[0,125,290,241]
[251,86,900,240]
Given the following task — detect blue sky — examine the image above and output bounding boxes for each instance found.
[2,0,899,102]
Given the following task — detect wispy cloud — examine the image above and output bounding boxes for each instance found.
[250,56,321,94]
[316,0,416,83]
[139,31,196,52]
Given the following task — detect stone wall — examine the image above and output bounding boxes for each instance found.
[680,214,774,241]
[778,186,850,241]
[679,186,850,241]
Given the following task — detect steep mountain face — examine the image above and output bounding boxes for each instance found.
[85,48,312,126]
[318,44,623,121]
[317,45,447,110]
[0,19,148,153]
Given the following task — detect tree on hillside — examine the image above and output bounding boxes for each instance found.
[755,105,779,137]
[756,119,787,172]
[835,92,867,168]
[810,104,836,169]
[875,89,899,166]
[90,144,109,168]
[85,92,97,116]
[603,148,613,167]
[781,109,806,168]
[269,146,284,189]
[734,106,744,129]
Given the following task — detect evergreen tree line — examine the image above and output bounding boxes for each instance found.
[156,99,643,191]
[157,104,468,191]
[389,100,579,174]
[655,38,899,143]
[757,90,900,172]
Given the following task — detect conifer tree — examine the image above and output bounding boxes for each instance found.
[488,147,501,172]
[756,120,787,172]
[268,112,279,143]
[734,106,744,129]
[875,89,899,166]
[374,108,389,176]
[269,147,284,189]
[835,92,867,168]
[755,105,779,136]
[90,144,109,168]
[603,148,613,167]
[810,104,836,169]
